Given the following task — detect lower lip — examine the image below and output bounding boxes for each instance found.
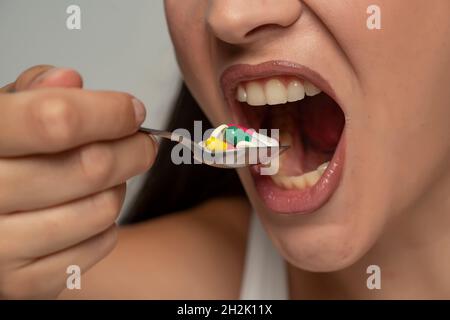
[251,131,345,214]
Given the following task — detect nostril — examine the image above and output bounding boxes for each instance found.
[206,0,302,45]
[244,24,284,38]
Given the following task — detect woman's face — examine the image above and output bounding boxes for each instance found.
[164,0,450,271]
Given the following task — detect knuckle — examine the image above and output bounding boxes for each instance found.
[79,143,115,187]
[31,95,78,148]
[90,189,123,231]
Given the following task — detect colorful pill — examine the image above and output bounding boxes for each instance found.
[203,124,278,153]
[205,136,228,152]
[210,124,229,140]
[227,124,256,135]
[227,124,247,131]
[223,126,253,146]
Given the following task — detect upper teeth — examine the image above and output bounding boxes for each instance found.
[236,77,322,106]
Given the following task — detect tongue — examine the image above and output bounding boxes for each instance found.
[300,94,345,153]
[257,94,344,175]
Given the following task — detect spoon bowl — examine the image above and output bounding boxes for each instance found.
[139,127,289,168]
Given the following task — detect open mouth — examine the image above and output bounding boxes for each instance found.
[221,61,346,214]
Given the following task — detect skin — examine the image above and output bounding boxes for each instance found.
[0,66,249,300]
[164,0,450,298]
[1,0,449,299]
[0,66,158,299]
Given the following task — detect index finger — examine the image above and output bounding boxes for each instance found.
[0,88,147,156]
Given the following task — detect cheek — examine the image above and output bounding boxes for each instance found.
[165,1,227,125]
[165,1,199,75]
[334,0,450,219]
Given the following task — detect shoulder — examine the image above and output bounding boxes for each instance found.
[122,197,252,298]
[60,197,251,299]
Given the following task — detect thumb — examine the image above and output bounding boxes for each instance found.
[0,65,83,93]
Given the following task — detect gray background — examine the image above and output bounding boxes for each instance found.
[0,0,180,217]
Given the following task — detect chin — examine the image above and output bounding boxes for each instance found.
[238,168,386,273]
[269,223,371,272]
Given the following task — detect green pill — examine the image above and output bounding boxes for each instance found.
[224,126,252,146]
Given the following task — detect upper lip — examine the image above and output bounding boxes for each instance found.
[220,60,341,112]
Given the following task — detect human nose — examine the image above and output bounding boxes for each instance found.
[206,0,303,45]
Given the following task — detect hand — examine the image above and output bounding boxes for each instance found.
[0,65,157,299]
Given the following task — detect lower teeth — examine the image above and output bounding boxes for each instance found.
[271,161,329,190]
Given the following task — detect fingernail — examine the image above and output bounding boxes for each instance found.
[30,67,61,86]
[132,98,147,126]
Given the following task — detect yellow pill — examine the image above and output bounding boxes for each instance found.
[205,137,228,152]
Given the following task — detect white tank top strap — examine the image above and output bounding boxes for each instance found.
[239,212,289,300]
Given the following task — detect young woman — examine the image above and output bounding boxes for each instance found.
[0,0,449,299]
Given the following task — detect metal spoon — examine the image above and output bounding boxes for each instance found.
[138,126,289,169]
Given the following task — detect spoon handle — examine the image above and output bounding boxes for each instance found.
[138,127,173,140]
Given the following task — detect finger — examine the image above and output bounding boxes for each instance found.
[26,67,83,91]
[4,226,117,299]
[0,184,125,259]
[0,88,147,156]
[0,65,83,94]
[0,82,16,93]
[0,133,156,213]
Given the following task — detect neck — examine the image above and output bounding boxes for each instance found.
[289,172,450,299]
